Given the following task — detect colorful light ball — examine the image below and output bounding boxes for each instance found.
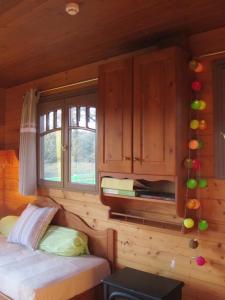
[187,178,198,189]
[194,62,203,73]
[189,239,199,249]
[189,139,199,150]
[191,80,202,92]
[198,140,204,149]
[198,178,208,188]
[190,119,199,130]
[198,219,208,231]
[196,256,206,266]
[192,159,201,171]
[199,100,206,110]
[186,199,201,210]
[183,218,194,229]
[191,100,201,110]
[184,158,193,169]
[199,120,207,130]
[189,60,198,71]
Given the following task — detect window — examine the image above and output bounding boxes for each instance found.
[38,91,97,191]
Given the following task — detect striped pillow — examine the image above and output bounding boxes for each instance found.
[7,204,58,250]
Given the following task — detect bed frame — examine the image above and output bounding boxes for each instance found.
[0,197,115,300]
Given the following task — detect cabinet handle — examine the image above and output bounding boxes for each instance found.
[109,291,140,300]
[124,156,131,160]
[133,157,140,161]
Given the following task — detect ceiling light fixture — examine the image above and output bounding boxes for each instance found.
[65,2,79,16]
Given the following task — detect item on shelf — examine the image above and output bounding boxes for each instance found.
[101,177,134,191]
[137,191,175,201]
[103,188,136,197]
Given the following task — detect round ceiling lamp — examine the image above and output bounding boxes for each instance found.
[65,2,80,16]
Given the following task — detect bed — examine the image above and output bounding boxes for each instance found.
[0,197,115,300]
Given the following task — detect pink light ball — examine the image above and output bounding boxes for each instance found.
[191,80,202,92]
[196,256,206,266]
[192,159,201,171]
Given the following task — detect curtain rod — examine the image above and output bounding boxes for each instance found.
[40,77,98,94]
[195,49,225,59]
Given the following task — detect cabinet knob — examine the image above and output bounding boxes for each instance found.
[133,157,140,161]
[124,156,131,160]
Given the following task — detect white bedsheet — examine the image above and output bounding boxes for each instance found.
[0,235,110,300]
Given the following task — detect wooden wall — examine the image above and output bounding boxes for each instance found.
[0,28,225,300]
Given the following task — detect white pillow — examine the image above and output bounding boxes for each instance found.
[7,204,58,249]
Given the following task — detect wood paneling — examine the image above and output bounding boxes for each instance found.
[2,1,225,87]
[2,26,225,300]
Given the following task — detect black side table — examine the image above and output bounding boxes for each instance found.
[102,267,184,300]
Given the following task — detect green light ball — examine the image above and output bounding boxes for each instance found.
[198,178,208,188]
[191,100,201,110]
[184,218,194,229]
[187,178,198,189]
[198,219,208,231]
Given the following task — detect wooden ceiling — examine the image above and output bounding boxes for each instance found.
[1,0,225,88]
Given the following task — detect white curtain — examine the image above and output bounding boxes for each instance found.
[19,89,40,195]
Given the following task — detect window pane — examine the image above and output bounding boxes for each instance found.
[79,107,86,127]
[70,107,77,126]
[56,109,62,128]
[70,129,96,185]
[42,131,61,181]
[40,114,46,133]
[88,107,96,129]
[48,111,54,130]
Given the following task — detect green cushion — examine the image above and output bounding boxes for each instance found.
[38,225,89,256]
[0,216,19,237]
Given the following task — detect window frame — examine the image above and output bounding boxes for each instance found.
[37,89,98,192]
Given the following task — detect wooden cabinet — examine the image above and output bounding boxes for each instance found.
[98,47,189,219]
[99,47,188,176]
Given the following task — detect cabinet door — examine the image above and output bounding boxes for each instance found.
[133,49,176,175]
[98,58,132,173]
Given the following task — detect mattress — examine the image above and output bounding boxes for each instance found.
[0,235,110,300]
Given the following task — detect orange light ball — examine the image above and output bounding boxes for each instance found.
[189,140,199,150]
[186,199,201,210]
[199,120,207,130]
[194,62,203,73]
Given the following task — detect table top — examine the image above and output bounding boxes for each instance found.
[102,267,184,299]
